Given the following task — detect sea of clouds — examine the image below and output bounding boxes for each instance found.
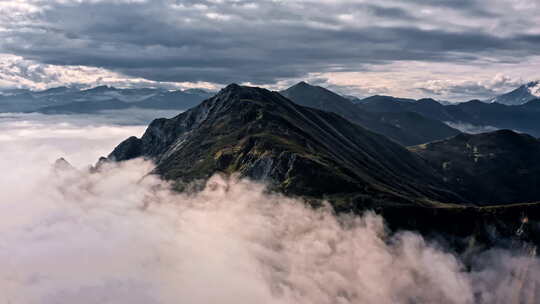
[1,113,539,304]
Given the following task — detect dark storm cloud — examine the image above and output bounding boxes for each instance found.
[2,0,540,86]
[361,4,418,20]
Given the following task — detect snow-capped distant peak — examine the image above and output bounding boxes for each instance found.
[490,80,540,106]
[527,81,540,98]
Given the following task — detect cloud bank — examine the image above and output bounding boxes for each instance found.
[0,112,148,166]
[1,114,539,303]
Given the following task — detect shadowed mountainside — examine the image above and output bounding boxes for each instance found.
[411,130,540,205]
[280,82,460,146]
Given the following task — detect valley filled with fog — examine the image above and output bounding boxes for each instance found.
[1,112,539,304]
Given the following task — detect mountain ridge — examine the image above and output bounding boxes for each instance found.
[0,85,215,113]
[108,83,464,207]
[281,82,460,146]
[358,95,540,136]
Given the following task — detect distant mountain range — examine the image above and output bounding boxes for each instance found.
[358,95,540,137]
[352,81,540,106]
[0,85,214,113]
[2,82,539,140]
[2,80,539,114]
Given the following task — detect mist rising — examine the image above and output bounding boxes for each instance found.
[1,115,538,304]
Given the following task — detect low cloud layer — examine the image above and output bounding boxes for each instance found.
[1,112,539,303]
[0,112,151,166]
[444,122,501,134]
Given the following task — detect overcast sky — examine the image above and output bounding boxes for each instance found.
[1,0,539,101]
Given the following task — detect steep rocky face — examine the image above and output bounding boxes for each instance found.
[109,84,462,206]
[281,82,460,146]
[410,130,540,205]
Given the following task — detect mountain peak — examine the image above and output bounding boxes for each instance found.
[53,157,75,171]
[283,81,340,97]
[294,81,311,87]
[217,83,267,96]
[221,83,241,91]
[526,80,539,88]
[527,80,540,98]
[287,81,325,92]
[417,98,439,104]
[491,81,540,105]
[212,84,280,106]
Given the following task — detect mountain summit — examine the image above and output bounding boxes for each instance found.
[109,84,461,206]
